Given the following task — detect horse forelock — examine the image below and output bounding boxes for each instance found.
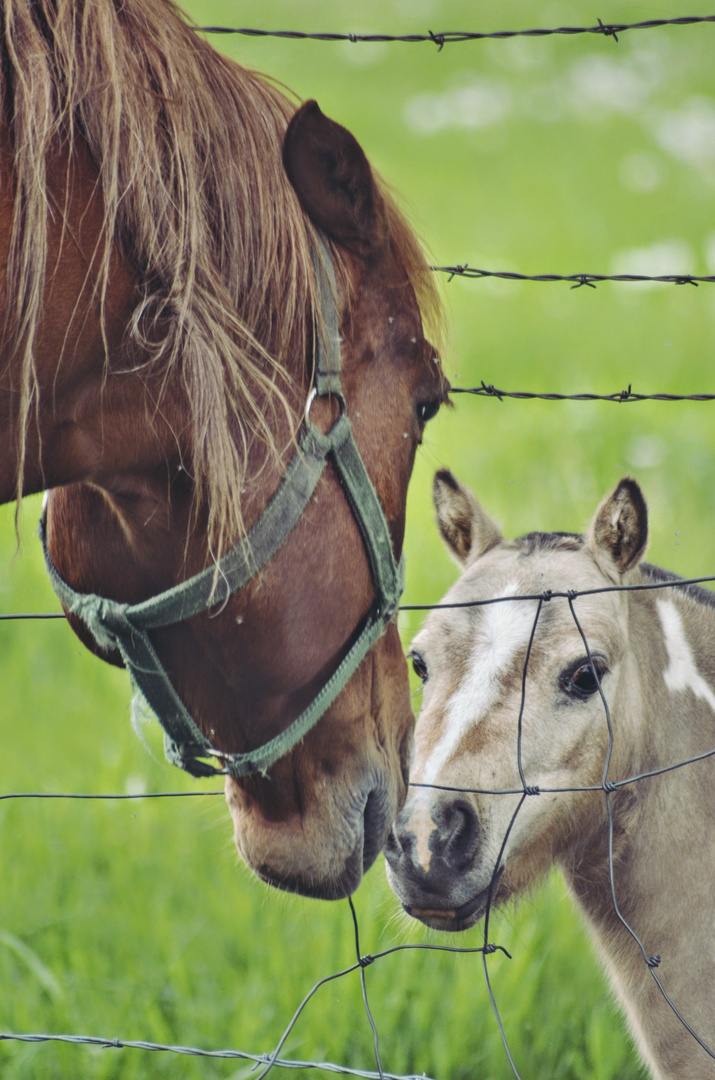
[1,0,443,556]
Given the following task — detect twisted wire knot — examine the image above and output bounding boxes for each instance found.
[603,780,619,794]
[359,954,375,968]
[647,955,662,968]
[541,590,553,602]
[481,381,504,401]
[597,18,620,42]
[447,263,468,282]
[428,30,446,50]
[570,274,596,289]
[523,786,540,797]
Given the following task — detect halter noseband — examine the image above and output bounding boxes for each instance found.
[40,236,404,779]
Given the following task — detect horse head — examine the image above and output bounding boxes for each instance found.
[42,102,448,899]
[0,0,447,901]
[386,471,648,929]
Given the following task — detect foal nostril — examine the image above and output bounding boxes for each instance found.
[441,800,480,871]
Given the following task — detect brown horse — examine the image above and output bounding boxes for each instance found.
[0,0,447,900]
[387,473,715,1079]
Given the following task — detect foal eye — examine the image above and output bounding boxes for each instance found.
[573,665,599,694]
[417,400,441,426]
[410,651,428,683]
[563,659,606,699]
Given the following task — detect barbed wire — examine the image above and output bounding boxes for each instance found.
[196,15,715,47]
[449,383,715,402]
[432,266,715,287]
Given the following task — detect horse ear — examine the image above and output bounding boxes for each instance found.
[588,478,648,578]
[433,470,503,567]
[283,100,388,256]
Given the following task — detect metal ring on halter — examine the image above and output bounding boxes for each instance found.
[304,388,318,424]
[304,386,347,426]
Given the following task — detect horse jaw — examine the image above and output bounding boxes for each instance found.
[225,627,413,900]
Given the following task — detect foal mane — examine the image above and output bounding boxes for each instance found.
[516,534,715,611]
[0,0,441,556]
[640,563,715,610]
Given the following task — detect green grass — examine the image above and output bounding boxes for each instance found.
[2,1,713,1076]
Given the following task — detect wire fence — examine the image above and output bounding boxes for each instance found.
[3,195,715,1065]
[3,7,715,1077]
[196,15,715,46]
[450,384,715,402]
[3,395,715,1073]
[3,563,715,1077]
[432,267,715,287]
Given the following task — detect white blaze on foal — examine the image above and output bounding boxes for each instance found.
[423,582,537,786]
[405,582,538,873]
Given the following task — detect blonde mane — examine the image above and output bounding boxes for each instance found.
[0,0,442,555]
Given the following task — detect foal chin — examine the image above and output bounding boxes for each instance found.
[226,626,413,900]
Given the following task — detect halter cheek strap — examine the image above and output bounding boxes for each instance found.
[40,235,404,779]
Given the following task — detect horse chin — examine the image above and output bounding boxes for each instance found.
[254,845,365,901]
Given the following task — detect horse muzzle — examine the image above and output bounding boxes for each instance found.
[226,772,398,900]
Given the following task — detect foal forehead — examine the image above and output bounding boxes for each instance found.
[416,538,616,657]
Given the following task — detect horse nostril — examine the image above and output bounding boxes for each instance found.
[442,800,480,871]
[362,787,389,870]
[383,827,401,857]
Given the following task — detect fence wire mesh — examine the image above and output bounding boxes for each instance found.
[3,566,715,1077]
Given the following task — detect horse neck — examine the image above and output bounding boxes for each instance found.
[564,580,715,1079]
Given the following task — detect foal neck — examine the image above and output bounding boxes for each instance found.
[565,575,715,1080]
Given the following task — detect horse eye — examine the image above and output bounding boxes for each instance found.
[566,660,605,698]
[417,400,441,426]
[410,651,428,683]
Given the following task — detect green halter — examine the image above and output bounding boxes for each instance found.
[40,237,404,779]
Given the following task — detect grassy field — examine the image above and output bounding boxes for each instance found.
[3,1,715,1076]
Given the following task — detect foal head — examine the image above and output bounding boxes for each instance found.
[386,472,648,929]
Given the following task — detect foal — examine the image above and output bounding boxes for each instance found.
[386,472,715,1080]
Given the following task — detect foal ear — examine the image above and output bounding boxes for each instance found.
[588,478,648,578]
[433,470,503,567]
[283,100,388,256]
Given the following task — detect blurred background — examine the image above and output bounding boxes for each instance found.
[2,2,714,1076]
